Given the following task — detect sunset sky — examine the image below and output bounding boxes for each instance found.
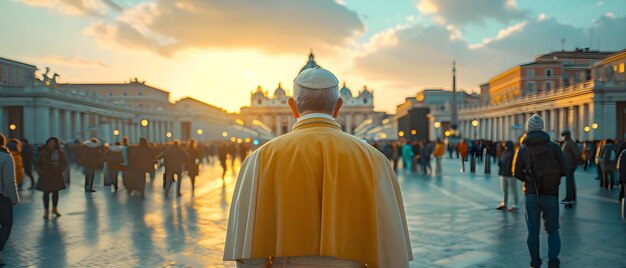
[1,0,625,113]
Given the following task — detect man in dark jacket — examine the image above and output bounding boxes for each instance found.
[617,148,626,220]
[77,138,102,192]
[514,115,568,268]
[163,140,188,197]
[560,130,580,207]
[0,134,19,265]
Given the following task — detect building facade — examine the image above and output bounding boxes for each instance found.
[239,52,386,136]
[429,49,626,142]
[0,57,253,145]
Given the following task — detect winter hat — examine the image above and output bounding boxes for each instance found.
[526,114,544,131]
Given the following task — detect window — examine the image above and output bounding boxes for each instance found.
[545,82,552,91]
[527,82,535,94]
[364,98,368,104]
[545,69,552,77]
[123,92,128,96]
[527,69,534,77]
[620,63,625,74]
[138,92,143,96]
[109,93,113,97]
[257,99,261,105]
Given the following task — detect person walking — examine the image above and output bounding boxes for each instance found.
[6,140,23,191]
[433,139,445,173]
[617,146,626,220]
[163,140,188,197]
[458,140,469,172]
[560,130,580,208]
[36,137,68,219]
[401,140,414,173]
[184,140,201,193]
[77,138,102,193]
[599,139,618,190]
[514,115,568,268]
[0,134,19,265]
[217,142,228,183]
[497,141,518,211]
[224,66,412,267]
[19,138,34,190]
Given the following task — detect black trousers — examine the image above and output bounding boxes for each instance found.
[0,195,13,251]
[84,169,95,191]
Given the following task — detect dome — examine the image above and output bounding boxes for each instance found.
[299,51,320,74]
[273,82,286,97]
[253,85,266,98]
[339,82,352,98]
[359,85,373,97]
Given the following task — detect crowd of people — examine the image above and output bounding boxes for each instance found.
[0,133,253,265]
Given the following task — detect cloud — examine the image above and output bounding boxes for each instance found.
[353,15,626,92]
[17,0,121,16]
[84,0,365,56]
[416,0,527,26]
[29,55,108,68]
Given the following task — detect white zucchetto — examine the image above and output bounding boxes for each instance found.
[293,66,339,89]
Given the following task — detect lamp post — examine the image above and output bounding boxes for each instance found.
[434,121,441,139]
[197,128,204,142]
[140,119,149,139]
[471,119,479,140]
[470,119,479,173]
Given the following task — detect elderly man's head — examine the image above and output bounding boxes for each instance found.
[289,67,343,118]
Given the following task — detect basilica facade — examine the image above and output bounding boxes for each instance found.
[239,53,386,137]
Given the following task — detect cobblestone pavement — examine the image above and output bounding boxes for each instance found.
[2,157,625,267]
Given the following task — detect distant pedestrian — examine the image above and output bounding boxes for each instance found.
[497,141,518,211]
[77,138,102,193]
[560,130,580,208]
[19,138,34,189]
[6,140,23,191]
[184,140,202,192]
[125,138,156,198]
[217,142,228,182]
[514,115,567,268]
[0,134,19,266]
[163,140,188,197]
[102,143,124,192]
[458,140,468,172]
[599,139,618,189]
[617,147,626,220]
[401,140,414,173]
[392,142,400,171]
[434,139,445,173]
[36,137,67,219]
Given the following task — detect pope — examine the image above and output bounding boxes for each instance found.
[224,66,413,267]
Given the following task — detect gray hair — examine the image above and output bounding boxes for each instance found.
[293,83,340,113]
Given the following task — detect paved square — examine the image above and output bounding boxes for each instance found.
[3,157,625,267]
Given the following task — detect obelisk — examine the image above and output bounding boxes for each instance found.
[451,61,458,131]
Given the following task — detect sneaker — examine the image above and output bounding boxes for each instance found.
[507,205,519,211]
[496,203,507,210]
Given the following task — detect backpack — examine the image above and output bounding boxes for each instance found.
[603,145,617,162]
[525,143,562,194]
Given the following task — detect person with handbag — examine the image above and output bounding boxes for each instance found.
[36,137,68,219]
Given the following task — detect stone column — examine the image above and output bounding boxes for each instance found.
[35,106,51,144]
[557,109,566,137]
[50,108,60,140]
[589,103,596,140]
[63,110,71,141]
[602,102,616,140]
[23,106,36,144]
[82,113,90,139]
[567,107,575,138]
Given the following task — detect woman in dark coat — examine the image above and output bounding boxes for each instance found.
[124,137,155,198]
[36,137,67,219]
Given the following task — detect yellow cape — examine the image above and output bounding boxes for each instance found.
[224,117,413,267]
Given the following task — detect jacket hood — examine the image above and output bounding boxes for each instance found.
[0,146,8,154]
[523,131,550,146]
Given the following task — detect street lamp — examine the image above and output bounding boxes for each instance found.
[197,129,204,135]
[141,119,149,127]
[166,131,172,138]
[434,122,441,128]
[9,124,16,131]
[591,122,599,130]
[398,131,405,137]
[411,129,417,135]
[471,119,479,139]
[584,126,590,133]
[444,130,451,137]
[222,131,228,137]
[113,129,120,136]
